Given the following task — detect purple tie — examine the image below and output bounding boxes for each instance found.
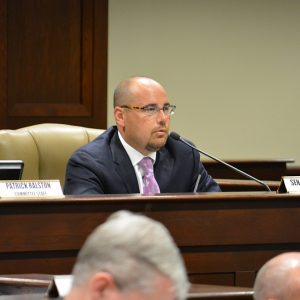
[138,157,160,194]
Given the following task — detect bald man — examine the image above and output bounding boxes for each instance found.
[64,76,220,195]
[253,252,300,300]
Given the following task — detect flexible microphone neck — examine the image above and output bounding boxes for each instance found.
[170,132,271,192]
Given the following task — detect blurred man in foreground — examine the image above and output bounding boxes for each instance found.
[65,210,189,300]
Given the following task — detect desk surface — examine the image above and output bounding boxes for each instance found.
[0,192,299,287]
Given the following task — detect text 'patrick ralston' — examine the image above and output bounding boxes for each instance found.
[5,181,51,189]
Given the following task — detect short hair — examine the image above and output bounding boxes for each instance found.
[71,210,189,300]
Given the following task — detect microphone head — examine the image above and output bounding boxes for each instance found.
[170,132,181,140]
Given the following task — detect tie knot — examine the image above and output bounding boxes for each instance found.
[138,157,154,175]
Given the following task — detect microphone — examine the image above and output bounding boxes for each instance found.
[170,132,271,192]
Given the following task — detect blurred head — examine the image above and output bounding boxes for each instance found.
[254,252,300,300]
[66,210,189,300]
[113,77,175,156]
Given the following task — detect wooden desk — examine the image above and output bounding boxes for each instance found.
[0,295,47,300]
[0,192,299,287]
[0,274,253,299]
[286,164,300,176]
[216,179,279,191]
[190,284,253,299]
[0,288,253,300]
[0,274,50,295]
[203,159,294,180]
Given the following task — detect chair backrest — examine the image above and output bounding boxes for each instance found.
[0,123,105,186]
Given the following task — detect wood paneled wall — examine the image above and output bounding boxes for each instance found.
[0,0,108,129]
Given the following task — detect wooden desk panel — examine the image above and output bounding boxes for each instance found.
[216,179,279,191]
[0,274,253,299]
[203,159,294,180]
[286,165,300,176]
[0,192,299,287]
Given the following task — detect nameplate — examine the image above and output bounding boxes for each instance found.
[47,275,73,298]
[277,176,300,194]
[0,180,64,198]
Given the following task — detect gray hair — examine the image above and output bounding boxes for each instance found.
[254,252,300,300]
[71,210,189,300]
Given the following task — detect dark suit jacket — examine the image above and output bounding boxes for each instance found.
[63,126,221,194]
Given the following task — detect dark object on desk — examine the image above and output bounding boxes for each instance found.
[0,160,24,180]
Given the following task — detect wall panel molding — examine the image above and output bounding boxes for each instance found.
[0,0,107,129]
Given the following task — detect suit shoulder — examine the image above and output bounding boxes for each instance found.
[71,126,117,157]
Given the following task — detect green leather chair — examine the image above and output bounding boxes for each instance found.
[0,123,104,186]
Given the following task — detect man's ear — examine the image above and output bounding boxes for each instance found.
[114,106,125,128]
[88,272,116,299]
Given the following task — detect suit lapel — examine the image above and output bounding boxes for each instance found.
[110,132,140,193]
[154,147,174,191]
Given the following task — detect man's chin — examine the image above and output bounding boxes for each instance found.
[146,139,167,152]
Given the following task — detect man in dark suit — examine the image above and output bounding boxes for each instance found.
[64,76,220,195]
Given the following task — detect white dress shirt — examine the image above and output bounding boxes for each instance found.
[118,131,156,193]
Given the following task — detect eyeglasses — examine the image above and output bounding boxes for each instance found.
[121,104,176,116]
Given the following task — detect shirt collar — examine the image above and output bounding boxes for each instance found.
[118,131,157,166]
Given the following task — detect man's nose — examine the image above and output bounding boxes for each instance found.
[156,109,168,124]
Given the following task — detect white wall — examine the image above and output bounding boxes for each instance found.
[108,0,300,163]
